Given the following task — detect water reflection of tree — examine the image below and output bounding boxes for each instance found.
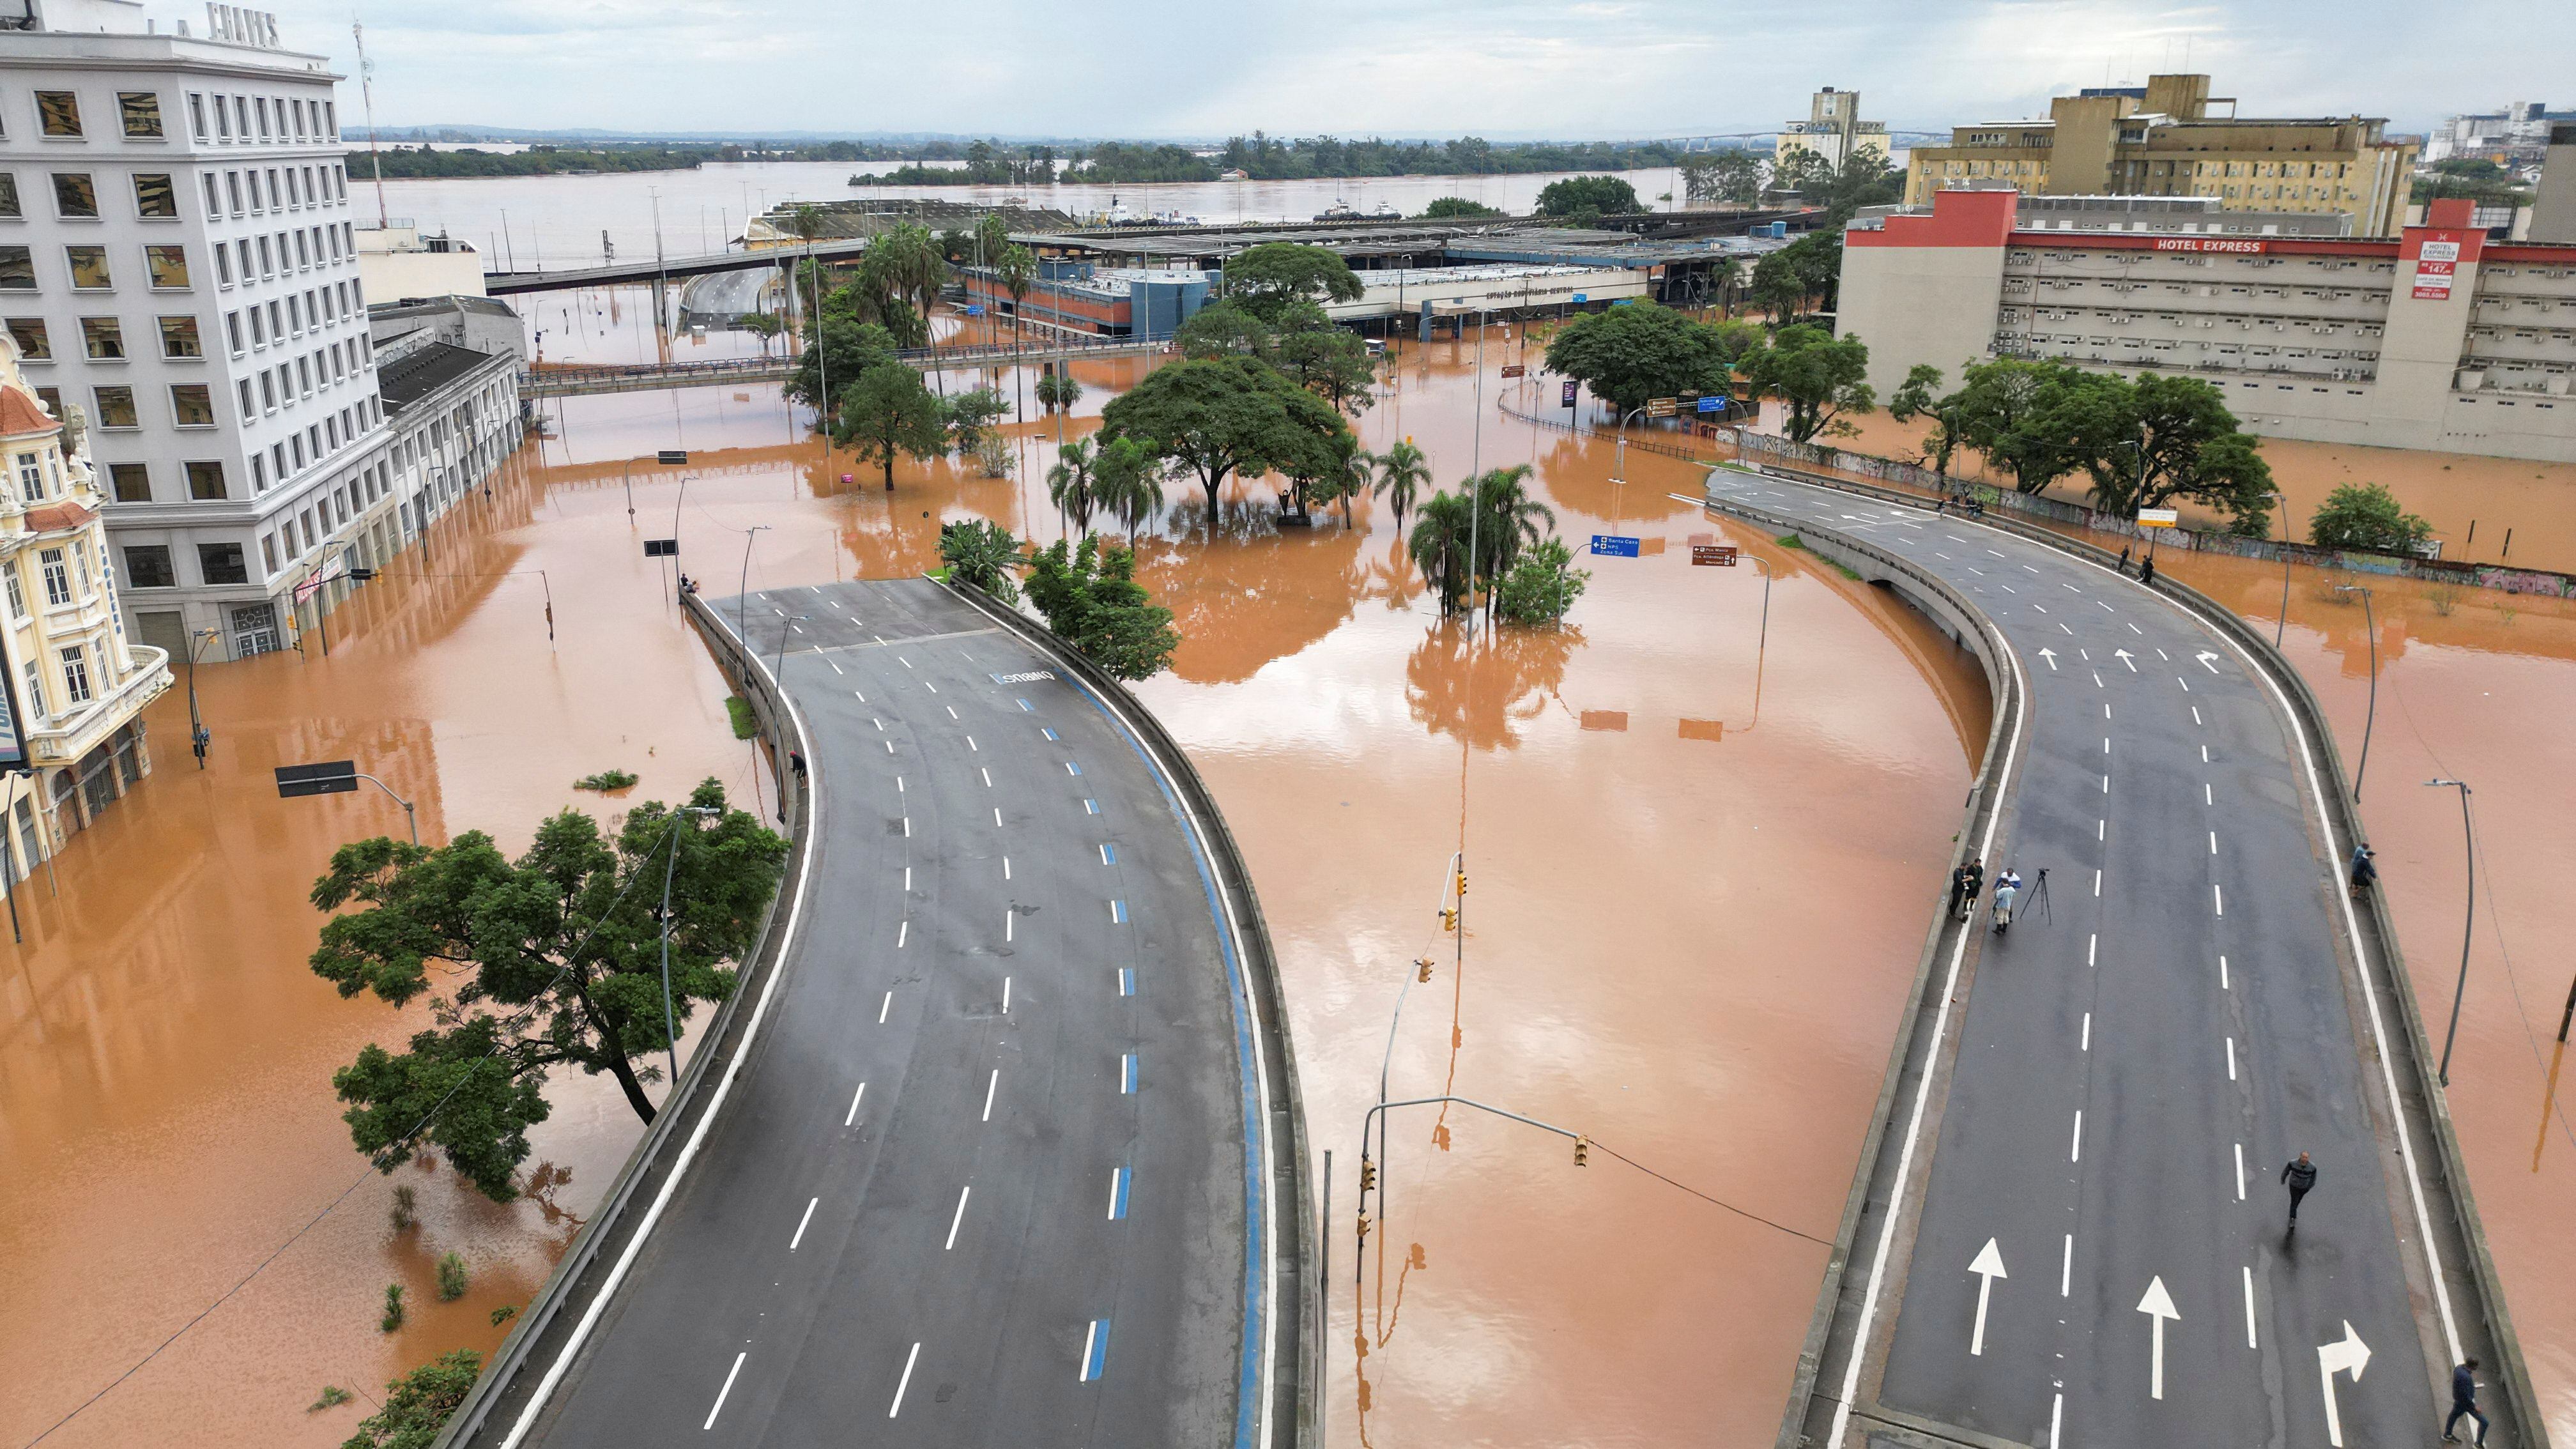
[1363,539,1426,613]
[1141,495,1369,685]
[1404,619,1584,750]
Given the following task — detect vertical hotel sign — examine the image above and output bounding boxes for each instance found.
[0,625,26,775]
[2412,240,2460,301]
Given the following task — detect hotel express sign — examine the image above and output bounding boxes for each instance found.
[2150,237,2268,254]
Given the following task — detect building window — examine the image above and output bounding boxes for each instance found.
[0,247,32,291]
[3,567,20,620]
[59,645,89,705]
[14,450,42,500]
[260,533,279,572]
[198,541,248,585]
[144,245,190,289]
[107,461,150,501]
[133,173,177,218]
[118,93,164,139]
[224,312,243,353]
[50,173,98,218]
[214,245,232,288]
[188,93,207,140]
[20,659,41,723]
[65,246,111,289]
[79,317,123,359]
[186,460,225,500]
[5,319,49,360]
[123,545,175,588]
[254,97,270,141]
[35,93,82,139]
[258,372,275,410]
[38,548,70,606]
[91,386,137,429]
[169,384,215,427]
[160,315,201,358]
[0,174,17,219]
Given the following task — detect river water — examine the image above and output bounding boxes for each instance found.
[10,270,2576,1445]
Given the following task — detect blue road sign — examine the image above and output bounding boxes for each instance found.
[965,304,986,316]
[1589,535,1641,558]
[1697,395,1726,413]
[1571,293,1587,304]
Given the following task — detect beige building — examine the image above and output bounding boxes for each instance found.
[353,220,485,300]
[0,334,171,878]
[1776,87,1889,172]
[1903,74,2418,237]
[1838,190,2576,464]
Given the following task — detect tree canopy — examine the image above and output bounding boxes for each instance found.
[1100,355,1355,523]
[785,317,898,421]
[832,362,950,490]
[939,518,1024,600]
[339,1349,484,1449]
[1738,324,1876,443]
[1416,196,1505,218]
[1024,536,1182,680]
[1544,300,1753,414]
[1223,243,1365,326]
[310,783,787,1201]
[1680,151,1765,206]
[2308,483,2432,555]
[1749,231,1844,321]
[1535,174,1641,220]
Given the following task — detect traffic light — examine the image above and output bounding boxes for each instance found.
[1359,1159,1377,1193]
[1415,957,1434,983]
[1354,1211,1372,1243]
[1572,1135,1591,1167]
[1455,869,1468,897]
[1439,908,1458,931]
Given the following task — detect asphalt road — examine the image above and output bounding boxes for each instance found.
[521,579,1263,1447]
[1701,471,2455,1449]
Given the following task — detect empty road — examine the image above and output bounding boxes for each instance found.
[1700,469,2466,1449]
[510,579,1280,1447]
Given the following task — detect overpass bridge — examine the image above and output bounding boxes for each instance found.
[484,240,867,297]
[1692,467,2540,1449]
[521,332,1167,398]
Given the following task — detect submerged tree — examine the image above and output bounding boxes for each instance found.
[834,361,951,490]
[310,783,787,1201]
[938,518,1025,601]
[1024,535,1182,680]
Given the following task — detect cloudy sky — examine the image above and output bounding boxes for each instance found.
[262,0,2572,138]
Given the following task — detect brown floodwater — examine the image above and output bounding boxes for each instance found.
[10,309,2571,1448]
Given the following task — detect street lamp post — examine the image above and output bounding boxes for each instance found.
[737,525,774,640]
[2333,584,2377,797]
[657,805,721,1093]
[1611,405,1648,487]
[2425,778,2476,1086]
[185,627,220,768]
[774,615,809,686]
[2267,490,2292,649]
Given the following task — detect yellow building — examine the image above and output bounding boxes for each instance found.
[1904,74,2419,236]
[1775,86,1890,172]
[0,336,172,878]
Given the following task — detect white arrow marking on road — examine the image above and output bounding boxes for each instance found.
[2196,650,2223,673]
[2037,648,2059,671]
[2317,1320,2371,1447]
[2113,649,2138,672]
[1969,1239,2007,1356]
[2138,1277,2180,1400]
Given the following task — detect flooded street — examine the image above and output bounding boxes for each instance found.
[10,300,2576,1446]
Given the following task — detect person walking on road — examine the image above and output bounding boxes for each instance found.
[2444,1358,2490,1445]
[1991,870,2021,933]
[1950,858,1985,921]
[2281,1152,2317,1233]
[2117,546,2132,574]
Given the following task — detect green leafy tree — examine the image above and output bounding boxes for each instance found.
[1408,491,1478,615]
[340,1349,482,1449]
[1885,364,1961,481]
[1023,536,1181,680]
[1091,434,1165,546]
[2308,483,2433,555]
[834,362,950,491]
[996,242,1038,355]
[1471,464,1556,611]
[786,317,898,422]
[973,213,1011,267]
[1174,299,1272,360]
[1535,174,1641,220]
[1034,367,1083,413]
[941,386,1012,454]
[1542,300,1740,415]
[1046,438,1099,534]
[858,222,947,336]
[1749,231,1845,321]
[1680,151,1765,206]
[1495,537,1590,625]
[735,310,785,356]
[1268,302,1376,416]
[1940,358,2091,494]
[310,785,786,1200]
[1738,324,1875,443]
[2060,371,2274,532]
[938,518,1025,601]
[1100,356,1354,525]
[1372,440,1432,534]
[1416,196,1504,218]
[1223,242,1365,326]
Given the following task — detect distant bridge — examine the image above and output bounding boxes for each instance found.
[520,332,1167,397]
[484,240,868,297]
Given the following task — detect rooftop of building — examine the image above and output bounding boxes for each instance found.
[0,384,58,438]
[376,342,498,411]
[369,294,518,322]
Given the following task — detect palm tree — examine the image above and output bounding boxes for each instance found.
[1372,440,1430,535]
[998,243,1038,445]
[785,203,831,429]
[1092,435,1163,549]
[1408,491,1475,616]
[1331,445,1372,528]
[1471,464,1555,617]
[1046,438,1097,535]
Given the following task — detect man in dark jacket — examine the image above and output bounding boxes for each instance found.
[1949,859,1985,921]
[2281,1152,2317,1232]
[2444,1357,2488,1444]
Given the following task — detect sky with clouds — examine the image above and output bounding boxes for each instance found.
[261,0,2573,139]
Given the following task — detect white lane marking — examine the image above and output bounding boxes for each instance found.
[2227,1037,2238,1080]
[845,1082,866,1127]
[2087,933,2097,967]
[1078,1318,1103,1383]
[983,1069,999,1121]
[1003,856,1012,880]
[2062,582,2081,594]
[2214,884,2225,916]
[2094,870,2102,898]
[2242,1266,2258,1349]
[2071,1110,2083,1162]
[993,807,1005,828]
[889,1342,920,1418]
[2102,774,2110,793]
[878,991,893,1024]
[967,735,979,751]
[897,776,905,793]
[872,718,884,731]
[1121,1053,1138,1094]
[2097,600,2114,612]
[2127,621,2143,634]
[1118,967,1134,997]
[897,919,908,948]
[854,690,866,702]
[2209,830,2219,854]
[1005,908,1014,942]
[1947,534,1969,543]
[872,634,885,647]
[2104,737,2111,755]
[1085,797,1100,815]
[2081,1013,2091,1051]
[901,816,911,838]
[1110,899,1128,923]
[1988,548,2005,556]
[2023,564,2041,574]
[2179,677,2192,693]
[790,1196,818,1251]
[2097,818,2106,841]
[1999,583,2018,595]
[898,656,912,669]
[1100,843,1115,864]
[2061,1234,2073,1297]
[827,657,844,675]
[981,768,993,787]
[885,741,894,755]
[1108,1166,1131,1220]
[904,866,912,891]
[1002,977,1011,1013]
[2200,744,2210,763]
[947,705,959,720]
[1968,567,1986,576]
[946,1185,971,1250]
[2220,954,2232,989]
[2060,622,2074,634]
[924,681,939,694]
[2192,706,2203,726]
[2093,672,2104,689]
[2206,783,2214,806]
[2235,1143,2248,1200]
[2033,603,2050,614]
[705,1351,747,1431]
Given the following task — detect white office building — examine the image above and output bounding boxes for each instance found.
[0,0,400,661]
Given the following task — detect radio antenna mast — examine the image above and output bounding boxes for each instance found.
[353,20,388,229]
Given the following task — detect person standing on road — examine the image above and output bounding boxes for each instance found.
[2349,845,2378,900]
[1950,858,1985,921]
[2117,546,2132,574]
[2139,555,2157,585]
[2444,1357,2490,1445]
[1990,871,2020,933]
[2281,1152,2317,1232]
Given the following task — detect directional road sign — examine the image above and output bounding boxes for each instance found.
[658,449,688,465]
[2136,507,2179,528]
[1500,364,1525,378]
[1646,397,1678,417]
[1589,535,1641,558]
[1696,395,1726,413]
[644,539,678,557]
[275,760,358,799]
[1690,544,1737,567]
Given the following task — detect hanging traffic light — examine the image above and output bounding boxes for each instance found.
[1415,957,1434,983]
[1359,1158,1377,1193]
[1355,1211,1372,1243]
[1439,908,1458,931]
[1572,1135,1591,1167]
[1455,869,1468,896]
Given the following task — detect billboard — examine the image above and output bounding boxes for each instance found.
[0,630,26,774]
